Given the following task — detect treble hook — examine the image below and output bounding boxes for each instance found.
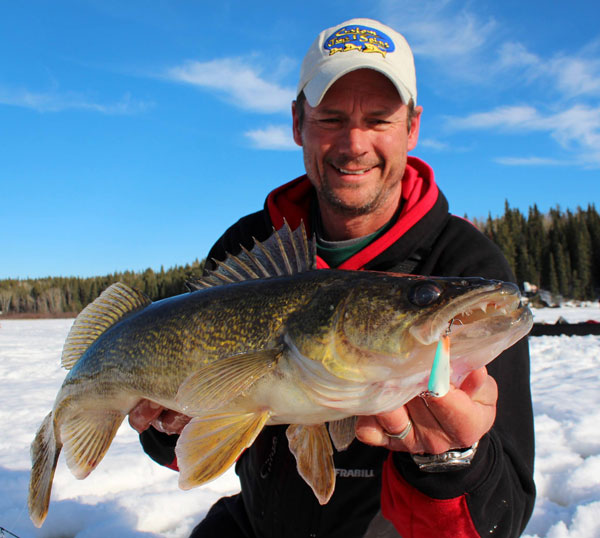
[446,317,464,335]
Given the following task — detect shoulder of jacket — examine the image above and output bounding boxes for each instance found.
[433,215,516,282]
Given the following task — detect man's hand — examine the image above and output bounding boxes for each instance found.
[355,367,497,454]
[128,399,191,435]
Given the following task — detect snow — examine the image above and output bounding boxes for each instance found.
[530,303,600,325]
[1,308,599,537]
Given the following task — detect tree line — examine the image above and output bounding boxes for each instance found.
[0,261,205,317]
[1,203,598,317]
[472,202,599,301]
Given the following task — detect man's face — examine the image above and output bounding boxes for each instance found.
[293,69,421,218]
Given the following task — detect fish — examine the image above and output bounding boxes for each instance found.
[28,222,533,527]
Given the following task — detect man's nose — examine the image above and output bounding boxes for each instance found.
[338,125,369,158]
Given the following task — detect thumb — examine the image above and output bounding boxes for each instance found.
[459,367,497,404]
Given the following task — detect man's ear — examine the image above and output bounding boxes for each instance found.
[292,101,303,147]
[407,106,423,152]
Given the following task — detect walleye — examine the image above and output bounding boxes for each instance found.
[28,223,533,527]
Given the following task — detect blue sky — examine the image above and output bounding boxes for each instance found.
[1,0,599,279]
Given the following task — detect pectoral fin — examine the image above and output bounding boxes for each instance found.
[328,417,356,452]
[175,349,280,414]
[177,411,270,489]
[286,424,335,505]
[427,334,450,397]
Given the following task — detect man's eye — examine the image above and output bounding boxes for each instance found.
[319,118,340,124]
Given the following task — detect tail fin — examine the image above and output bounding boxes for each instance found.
[28,412,61,527]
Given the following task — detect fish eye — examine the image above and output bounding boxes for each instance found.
[408,281,442,307]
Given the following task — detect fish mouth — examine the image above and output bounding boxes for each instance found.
[409,281,533,346]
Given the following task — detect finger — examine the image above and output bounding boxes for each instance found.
[128,400,164,433]
[355,415,389,447]
[420,382,497,448]
[403,395,455,453]
[356,408,416,451]
[459,367,497,404]
[374,407,411,439]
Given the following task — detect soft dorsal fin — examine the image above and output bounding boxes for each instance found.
[61,282,152,370]
[187,220,316,291]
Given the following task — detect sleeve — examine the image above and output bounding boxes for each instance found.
[138,209,272,468]
[381,217,536,538]
[139,427,180,470]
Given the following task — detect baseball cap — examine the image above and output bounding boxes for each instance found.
[297,18,417,107]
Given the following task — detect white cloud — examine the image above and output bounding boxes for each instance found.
[497,42,541,72]
[450,105,540,129]
[548,54,600,98]
[378,1,600,167]
[449,104,600,167]
[418,138,449,151]
[497,41,600,99]
[381,0,497,71]
[245,125,298,151]
[0,87,151,114]
[494,156,571,167]
[383,1,600,104]
[166,58,295,114]
[407,12,495,59]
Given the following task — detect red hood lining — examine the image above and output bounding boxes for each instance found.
[266,156,439,270]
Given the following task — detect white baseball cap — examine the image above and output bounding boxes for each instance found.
[297,18,417,107]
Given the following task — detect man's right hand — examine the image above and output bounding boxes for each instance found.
[128,399,191,435]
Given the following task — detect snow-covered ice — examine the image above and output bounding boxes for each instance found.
[0,305,599,537]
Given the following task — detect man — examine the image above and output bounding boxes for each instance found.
[129,18,535,537]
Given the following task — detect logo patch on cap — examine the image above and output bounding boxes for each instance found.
[324,24,395,58]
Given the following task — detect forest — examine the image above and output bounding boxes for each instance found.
[1,203,598,317]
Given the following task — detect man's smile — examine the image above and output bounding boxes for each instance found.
[330,163,380,177]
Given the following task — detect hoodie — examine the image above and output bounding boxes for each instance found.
[141,157,535,538]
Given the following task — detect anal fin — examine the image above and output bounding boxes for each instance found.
[286,424,335,505]
[176,411,270,489]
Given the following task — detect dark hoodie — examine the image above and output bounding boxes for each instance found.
[140,157,535,538]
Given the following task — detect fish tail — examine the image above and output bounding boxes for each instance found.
[28,412,61,527]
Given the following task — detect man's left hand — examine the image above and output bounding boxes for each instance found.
[355,367,497,454]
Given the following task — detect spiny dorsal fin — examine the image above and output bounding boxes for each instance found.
[61,282,152,370]
[187,220,316,291]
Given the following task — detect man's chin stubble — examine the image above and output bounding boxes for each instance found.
[319,181,398,217]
